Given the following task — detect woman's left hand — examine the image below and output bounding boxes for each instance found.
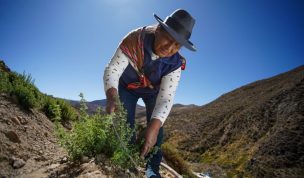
[140,119,162,158]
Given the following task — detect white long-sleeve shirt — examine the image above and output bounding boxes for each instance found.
[103,48,181,125]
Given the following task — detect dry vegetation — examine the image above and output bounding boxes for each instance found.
[163,65,304,177]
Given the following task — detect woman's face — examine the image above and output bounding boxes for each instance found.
[154,25,181,58]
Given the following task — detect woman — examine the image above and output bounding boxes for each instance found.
[103,9,196,178]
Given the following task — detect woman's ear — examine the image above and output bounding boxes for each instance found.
[154,25,164,43]
[154,26,160,36]
[155,24,163,35]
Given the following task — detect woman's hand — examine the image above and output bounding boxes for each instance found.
[140,119,162,158]
[106,88,118,114]
[106,98,116,114]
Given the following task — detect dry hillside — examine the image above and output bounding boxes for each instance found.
[164,65,304,178]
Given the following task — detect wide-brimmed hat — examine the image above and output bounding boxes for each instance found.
[154,9,196,51]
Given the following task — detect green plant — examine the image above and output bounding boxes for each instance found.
[162,142,196,178]
[56,98,77,121]
[0,72,12,92]
[11,73,41,109]
[55,94,146,169]
[43,97,61,121]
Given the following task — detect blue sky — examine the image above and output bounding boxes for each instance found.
[1,0,303,105]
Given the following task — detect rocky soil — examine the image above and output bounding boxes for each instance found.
[0,93,66,177]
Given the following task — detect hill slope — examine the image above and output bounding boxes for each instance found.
[164,65,304,177]
[0,93,67,177]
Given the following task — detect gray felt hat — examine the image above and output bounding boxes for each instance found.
[154,9,196,51]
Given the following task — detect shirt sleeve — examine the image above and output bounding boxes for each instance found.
[103,48,129,91]
[151,67,182,125]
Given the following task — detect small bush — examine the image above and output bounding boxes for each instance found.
[162,142,196,178]
[1,69,42,110]
[56,94,144,169]
[6,72,41,110]
[56,98,77,121]
[0,72,12,93]
[13,85,39,109]
[42,95,78,122]
[43,97,62,120]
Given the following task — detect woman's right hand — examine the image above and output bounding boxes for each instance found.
[106,98,116,114]
[105,87,118,114]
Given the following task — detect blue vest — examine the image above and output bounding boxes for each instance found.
[119,28,182,97]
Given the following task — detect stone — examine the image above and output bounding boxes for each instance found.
[11,117,20,125]
[6,119,11,125]
[95,154,106,163]
[78,170,107,178]
[63,122,72,130]
[81,156,90,163]
[117,171,129,178]
[5,131,21,143]
[129,172,137,178]
[12,157,26,169]
[38,150,43,155]
[22,125,28,132]
[34,155,47,161]
[18,116,28,124]
[60,156,68,164]
[58,174,68,178]
[104,165,112,172]
[47,163,60,172]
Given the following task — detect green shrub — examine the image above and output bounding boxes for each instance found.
[9,72,41,110]
[162,142,196,178]
[57,98,77,121]
[0,72,12,92]
[55,94,144,169]
[43,97,61,120]
[13,85,39,109]
[42,96,78,122]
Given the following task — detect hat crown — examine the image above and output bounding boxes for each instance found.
[164,9,195,39]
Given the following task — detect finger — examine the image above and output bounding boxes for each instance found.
[140,147,147,158]
[106,107,112,114]
[114,105,118,113]
[106,104,115,114]
[140,145,150,158]
[106,106,110,114]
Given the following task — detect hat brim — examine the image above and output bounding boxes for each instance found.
[154,13,196,52]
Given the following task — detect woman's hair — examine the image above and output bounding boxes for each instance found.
[145,23,161,34]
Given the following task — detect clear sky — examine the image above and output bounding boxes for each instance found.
[1,0,303,105]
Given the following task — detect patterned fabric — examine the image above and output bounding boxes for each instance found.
[119,28,153,89]
[118,26,182,96]
[120,28,144,70]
